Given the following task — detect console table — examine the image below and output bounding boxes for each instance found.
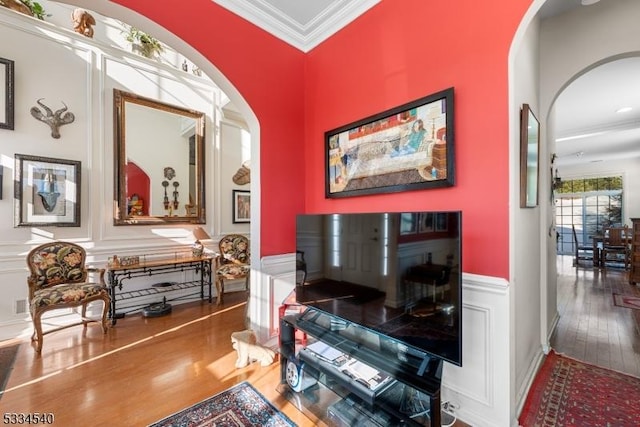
[107,256,213,324]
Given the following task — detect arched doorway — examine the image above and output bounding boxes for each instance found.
[50,0,263,330]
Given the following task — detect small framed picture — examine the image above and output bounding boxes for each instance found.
[400,213,417,235]
[232,190,250,223]
[418,213,434,233]
[435,213,448,232]
[1,57,14,130]
[15,154,81,227]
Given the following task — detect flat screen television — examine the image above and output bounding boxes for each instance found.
[295,211,462,367]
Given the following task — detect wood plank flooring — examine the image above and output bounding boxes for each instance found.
[0,291,321,426]
[551,255,640,377]
[5,257,636,426]
[0,291,467,426]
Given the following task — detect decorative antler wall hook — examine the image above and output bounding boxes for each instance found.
[30,98,75,139]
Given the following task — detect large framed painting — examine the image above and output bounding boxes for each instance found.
[1,57,15,130]
[325,87,454,198]
[15,154,81,227]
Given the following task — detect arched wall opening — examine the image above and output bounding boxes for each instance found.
[509,0,640,421]
[538,0,640,353]
[52,0,262,256]
[47,0,268,333]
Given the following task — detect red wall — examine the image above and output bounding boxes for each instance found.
[304,0,530,278]
[113,0,532,279]
[112,0,307,256]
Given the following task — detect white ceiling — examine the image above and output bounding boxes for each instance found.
[217,0,639,168]
[213,0,380,52]
[553,57,640,167]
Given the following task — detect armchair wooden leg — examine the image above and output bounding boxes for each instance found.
[215,278,224,306]
[100,296,110,334]
[32,312,43,353]
[81,303,89,328]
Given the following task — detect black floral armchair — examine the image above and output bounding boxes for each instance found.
[26,241,110,352]
[214,234,250,305]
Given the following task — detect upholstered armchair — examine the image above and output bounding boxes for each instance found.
[26,241,110,353]
[214,234,250,305]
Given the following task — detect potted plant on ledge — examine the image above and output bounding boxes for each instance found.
[0,0,49,20]
[124,26,163,59]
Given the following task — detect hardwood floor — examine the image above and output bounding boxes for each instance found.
[551,255,640,377]
[8,258,634,427]
[0,292,321,426]
[0,290,470,426]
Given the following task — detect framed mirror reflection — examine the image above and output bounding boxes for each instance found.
[113,89,206,225]
[520,103,540,208]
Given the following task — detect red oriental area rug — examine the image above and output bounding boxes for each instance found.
[149,381,295,427]
[612,293,640,310]
[519,350,640,426]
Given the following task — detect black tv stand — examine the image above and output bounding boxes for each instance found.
[280,307,443,426]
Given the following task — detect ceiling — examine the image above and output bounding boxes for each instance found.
[217,0,639,169]
[538,0,640,168]
[213,0,380,53]
[553,57,640,167]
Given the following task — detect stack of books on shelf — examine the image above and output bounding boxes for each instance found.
[304,341,394,393]
[305,341,349,366]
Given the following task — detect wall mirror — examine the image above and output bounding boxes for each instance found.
[114,89,206,225]
[520,103,540,208]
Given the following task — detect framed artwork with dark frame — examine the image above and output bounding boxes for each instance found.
[325,87,454,198]
[400,213,417,235]
[520,103,540,208]
[15,154,81,227]
[418,212,435,233]
[1,57,15,130]
[232,190,250,223]
[435,213,449,232]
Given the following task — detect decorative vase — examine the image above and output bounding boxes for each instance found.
[191,240,204,258]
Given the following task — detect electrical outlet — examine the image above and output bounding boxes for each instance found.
[443,401,459,414]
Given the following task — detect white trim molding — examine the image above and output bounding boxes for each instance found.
[256,254,512,427]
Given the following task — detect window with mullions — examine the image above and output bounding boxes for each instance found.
[555,176,623,256]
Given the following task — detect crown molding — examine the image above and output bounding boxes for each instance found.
[213,0,380,52]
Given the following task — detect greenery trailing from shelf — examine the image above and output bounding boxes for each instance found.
[124,26,164,58]
[20,0,49,20]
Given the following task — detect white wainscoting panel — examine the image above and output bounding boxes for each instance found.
[254,253,296,342]
[442,273,511,427]
[258,255,512,427]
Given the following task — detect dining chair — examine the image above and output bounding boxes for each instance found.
[601,226,630,269]
[26,241,110,353]
[571,225,593,267]
[295,250,307,285]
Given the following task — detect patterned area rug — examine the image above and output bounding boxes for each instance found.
[0,343,20,401]
[519,350,640,426]
[149,381,296,427]
[612,293,640,310]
